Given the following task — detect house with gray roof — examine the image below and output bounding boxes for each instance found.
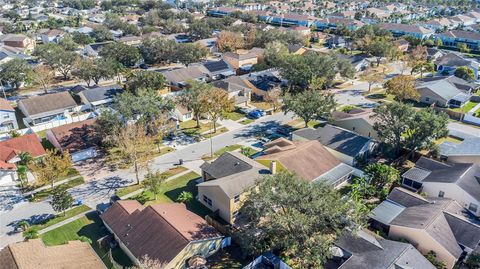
[18,92,77,126]
[291,124,375,167]
[77,84,123,111]
[415,76,475,107]
[326,229,436,269]
[161,66,210,90]
[212,76,253,105]
[369,187,480,269]
[198,151,270,225]
[439,137,480,164]
[401,157,480,217]
[201,60,235,81]
[435,53,480,80]
[438,30,480,51]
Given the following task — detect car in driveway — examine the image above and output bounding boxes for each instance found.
[247,109,265,119]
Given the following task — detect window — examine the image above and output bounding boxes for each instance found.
[234,195,240,203]
[208,242,217,252]
[3,114,8,119]
[469,203,478,213]
[352,127,356,131]
[425,97,430,102]
[438,191,445,198]
[203,195,212,206]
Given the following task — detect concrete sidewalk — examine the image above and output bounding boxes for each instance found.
[38,209,95,235]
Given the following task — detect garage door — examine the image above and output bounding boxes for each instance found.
[72,148,97,162]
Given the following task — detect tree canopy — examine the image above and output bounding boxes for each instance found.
[283,90,336,127]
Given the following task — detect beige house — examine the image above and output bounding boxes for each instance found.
[101,201,224,269]
[1,34,36,53]
[369,187,480,269]
[222,47,264,70]
[256,138,353,188]
[0,239,106,269]
[198,151,268,225]
[331,108,379,140]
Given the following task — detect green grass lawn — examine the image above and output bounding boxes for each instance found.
[214,144,242,156]
[203,127,228,138]
[222,110,245,121]
[29,177,85,202]
[450,101,479,113]
[41,212,133,269]
[239,118,254,125]
[133,171,211,217]
[32,205,91,230]
[115,166,188,197]
[180,120,216,136]
[250,101,272,110]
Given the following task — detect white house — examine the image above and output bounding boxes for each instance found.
[0,98,18,133]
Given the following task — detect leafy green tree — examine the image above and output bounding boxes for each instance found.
[283,90,336,127]
[454,66,475,81]
[237,172,366,268]
[29,149,73,189]
[458,43,471,53]
[71,32,94,45]
[92,26,113,42]
[188,20,213,40]
[177,80,210,128]
[99,42,141,67]
[199,87,233,133]
[51,188,74,216]
[373,102,448,156]
[424,251,447,269]
[17,220,30,231]
[174,43,207,66]
[140,37,177,64]
[384,75,419,102]
[35,44,79,80]
[125,71,166,94]
[0,59,33,90]
[465,253,480,269]
[367,38,396,66]
[350,176,376,201]
[58,36,78,51]
[23,227,39,240]
[177,191,193,203]
[143,171,166,200]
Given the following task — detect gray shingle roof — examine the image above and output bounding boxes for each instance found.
[292,125,371,157]
[402,167,431,182]
[19,92,77,118]
[440,138,480,156]
[328,230,436,269]
[369,200,405,225]
[79,85,122,103]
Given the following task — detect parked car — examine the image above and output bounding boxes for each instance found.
[247,109,265,119]
[139,63,149,69]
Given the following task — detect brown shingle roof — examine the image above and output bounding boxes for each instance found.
[257,138,341,181]
[49,119,97,153]
[3,239,106,269]
[0,98,14,112]
[19,92,77,117]
[101,201,221,265]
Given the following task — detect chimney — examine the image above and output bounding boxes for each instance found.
[269,160,277,175]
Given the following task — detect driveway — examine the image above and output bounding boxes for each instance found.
[332,81,378,108]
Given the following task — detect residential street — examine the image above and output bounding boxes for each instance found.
[0,111,294,246]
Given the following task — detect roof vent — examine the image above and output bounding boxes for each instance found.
[234,161,240,166]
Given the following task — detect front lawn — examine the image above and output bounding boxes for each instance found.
[222,110,245,121]
[450,101,479,113]
[29,177,85,202]
[115,166,188,197]
[214,144,243,156]
[180,120,216,136]
[41,212,133,269]
[239,118,254,125]
[32,205,91,230]
[203,127,228,138]
[133,171,211,217]
[107,145,174,169]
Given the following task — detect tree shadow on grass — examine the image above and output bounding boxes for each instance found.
[164,178,211,218]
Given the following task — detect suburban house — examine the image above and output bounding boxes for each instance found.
[101,200,224,269]
[331,108,378,140]
[313,17,364,31]
[77,85,123,111]
[201,60,235,81]
[161,66,209,91]
[256,138,354,188]
[291,124,375,167]
[0,133,45,186]
[438,30,480,51]
[39,29,66,44]
[212,76,253,105]
[401,157,480,217]
[378,23,434,39]
[0,98,18,133]
[222,51,259,71]
[173,104,193,122]
[369,187,480,269]
[83,41,114,57]
[195,37,218,54]
[439,137,480,164]
[46,119,98,163]
[0,239,106,269]
[434,53,479,79]
[268,13,312,27]
[326,229,436,269]
[243,253,291,269]
[415,76,476,107]
[198,151,269,225]
[1,34,36,53]
[18,92,77,126]
[245,69,283,98]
